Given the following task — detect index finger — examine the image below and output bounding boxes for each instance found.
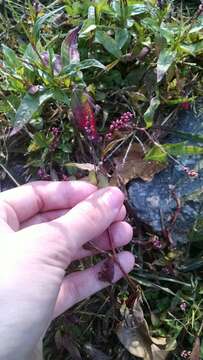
[0,181,96,229]
[19,187,124,267]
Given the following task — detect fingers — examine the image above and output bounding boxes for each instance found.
[20,209,68,229]
[20,204,126,229]
[19,187,124,269]
[0,181,96,229]
[73,221,132,261]
[53,251,135,318]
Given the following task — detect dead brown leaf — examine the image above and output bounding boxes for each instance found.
[190,337,200,360]
[110,144,166,185]
[116,300,172,360]
[98,258,115,283]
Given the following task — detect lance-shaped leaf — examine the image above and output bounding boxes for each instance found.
[95,30,122,59]
[14,90,53,128]
[71,89,99,141]
[157,48,177,83]
[144,96,160,128]
[145,142,203,163]
[61,26,81,67]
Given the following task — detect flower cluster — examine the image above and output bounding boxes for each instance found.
[49,127,60,151]
[181,350,191,359]
[83,112,99,141]
[105,112,133,141]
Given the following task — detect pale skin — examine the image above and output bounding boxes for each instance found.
[0,181,134,360]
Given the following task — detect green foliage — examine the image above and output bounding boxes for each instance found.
[1,2,203,359]
[145,142,203,163]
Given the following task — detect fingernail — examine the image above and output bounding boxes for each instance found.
[101,187,124,211]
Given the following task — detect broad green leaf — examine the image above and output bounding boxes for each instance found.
[14,90,53,127]
[160,23,178,44]
[144,97,160,128]
[62,59,105,76]
[78,58,106,70]
[2,45,21,69]
[80,23,97,36]
[189,16,203,33]
[145,142,203,163]
[128,4,148,16]
[23,43,39,63]
[141,17,159,33]
[157,48,177,82]
[180,41,203,56]
[33,6,64,42]
[95,30,122,58]
[115,28,129,49]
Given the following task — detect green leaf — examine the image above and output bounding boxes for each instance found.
[33,6,64,42]
[172,131,203,144]
[62,59,106,77]
[179,41,203,56]
[128,4,148,16]
[52,90,70,105]
[160,23,178,44]
[23,43,39,63]
[14,90,53,127]
[80,23,97,36]
[2,45,21,69]
[164,143,203,157]
[28,132,50,152]
[189,16,203,33]
[144,96,160,128]
[157,48,177,82]
[115,28,129,49]
[145,142,203,162]
[79,58,106,70]
[95,30,122,58]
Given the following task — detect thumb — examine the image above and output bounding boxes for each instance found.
[19,187,124,268]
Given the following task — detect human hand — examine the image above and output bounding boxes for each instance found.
[0,181,134,359]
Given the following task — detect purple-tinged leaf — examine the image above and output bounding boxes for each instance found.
[41,51,49,66]
[61,25,82,66]
[28,85,40,95]
[53,54,62,75]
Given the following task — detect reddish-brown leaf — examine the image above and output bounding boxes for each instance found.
[98,258,115,283]
[190,337,200,360]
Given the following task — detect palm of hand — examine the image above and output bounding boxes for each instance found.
[0,181,134,359]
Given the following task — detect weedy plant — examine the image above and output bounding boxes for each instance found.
[0,0,203,359]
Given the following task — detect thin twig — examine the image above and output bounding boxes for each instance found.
[0,163,20,187]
